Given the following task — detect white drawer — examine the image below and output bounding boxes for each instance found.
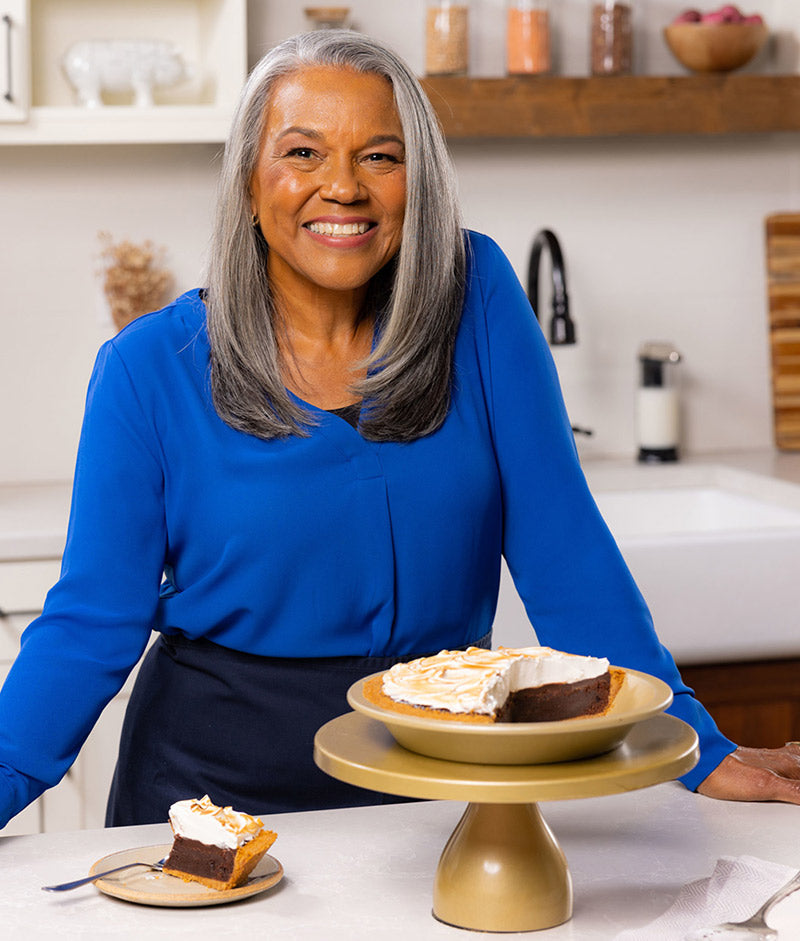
[0,560,61,614]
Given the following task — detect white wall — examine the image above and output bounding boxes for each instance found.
[1,0,798,482]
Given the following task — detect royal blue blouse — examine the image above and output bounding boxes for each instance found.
[0,231,735,826]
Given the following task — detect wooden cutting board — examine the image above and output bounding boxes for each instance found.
[766,213,800,450]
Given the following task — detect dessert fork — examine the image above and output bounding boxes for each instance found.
[42,857,167,891]
[684,869,800,940]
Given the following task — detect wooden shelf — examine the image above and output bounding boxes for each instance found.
[420,74,800,139]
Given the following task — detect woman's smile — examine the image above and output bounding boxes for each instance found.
[303,216,377,247]
[305,219,372,238]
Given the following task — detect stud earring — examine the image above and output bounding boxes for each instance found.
[251,213,260,228]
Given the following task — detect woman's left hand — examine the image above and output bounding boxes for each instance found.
[697,742,800,804]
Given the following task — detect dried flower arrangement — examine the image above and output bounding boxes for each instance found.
[98,232,173,332]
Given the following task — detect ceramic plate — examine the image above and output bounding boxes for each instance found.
[347,667,672,765]
[89,844,283,907]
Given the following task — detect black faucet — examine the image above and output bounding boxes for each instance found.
[527,229,576,345]
[527,229,592,439]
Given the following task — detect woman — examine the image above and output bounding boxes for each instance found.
[0,31,797,830]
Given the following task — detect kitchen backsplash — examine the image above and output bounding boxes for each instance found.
[1,0,798,482]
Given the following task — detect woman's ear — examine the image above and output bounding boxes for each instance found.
[248,189,260,228]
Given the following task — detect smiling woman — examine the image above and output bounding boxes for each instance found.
[0,30,797,837]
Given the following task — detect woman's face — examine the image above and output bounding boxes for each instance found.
[250,66,407,309]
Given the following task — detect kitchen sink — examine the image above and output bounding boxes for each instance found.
[493,462,800,665]
[594,485,800,538]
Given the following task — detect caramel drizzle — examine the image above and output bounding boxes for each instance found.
[188,795,263,837]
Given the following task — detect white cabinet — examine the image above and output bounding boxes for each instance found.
[0,564,147,834]
[0,579,83,836]
[0,482,141,835]
[0,1,29,122]
[0,612,39,835]
[0,0,246,144]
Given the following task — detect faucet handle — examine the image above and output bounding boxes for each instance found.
[551,312,576,345]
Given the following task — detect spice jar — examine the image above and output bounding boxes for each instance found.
[507,0,551,76]
[425,0,470,76]
[591,0,634,76]
[303,7,351,30]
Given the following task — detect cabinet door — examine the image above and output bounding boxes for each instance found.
[0,1,29,122]
[0,612,41,834]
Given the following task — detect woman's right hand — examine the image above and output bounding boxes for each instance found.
[696,742,800,804]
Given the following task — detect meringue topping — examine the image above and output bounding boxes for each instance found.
[168,795,264,849]
[382,646,610,716]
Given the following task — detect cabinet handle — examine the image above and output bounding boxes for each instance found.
[3,14,12,104]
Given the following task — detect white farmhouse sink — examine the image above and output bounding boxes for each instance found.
[493,463,800,665]
[594,486,800,538]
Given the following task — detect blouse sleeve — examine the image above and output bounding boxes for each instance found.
[0,340,167,827]
[472,233,735,790]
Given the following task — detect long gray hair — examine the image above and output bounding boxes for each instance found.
[204,30,466,441]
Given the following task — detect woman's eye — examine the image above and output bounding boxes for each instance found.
[365,152,400,164]
[286,147,315,159]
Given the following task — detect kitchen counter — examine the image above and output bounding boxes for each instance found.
[3,784,799,939]
[4,450,800,561]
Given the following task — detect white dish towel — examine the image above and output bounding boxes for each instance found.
[614,855,797,941]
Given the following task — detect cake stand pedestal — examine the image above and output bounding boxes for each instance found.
[314,711,698,933]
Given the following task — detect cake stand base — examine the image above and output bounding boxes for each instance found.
[433,802,571,932]
[314,711,699,934]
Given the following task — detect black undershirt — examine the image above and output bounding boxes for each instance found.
[326,403,361,428]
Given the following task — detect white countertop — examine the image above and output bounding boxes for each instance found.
[4,450,800,562]
[3,785,799,939]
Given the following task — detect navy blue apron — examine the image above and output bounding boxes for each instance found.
[105,631,491,826]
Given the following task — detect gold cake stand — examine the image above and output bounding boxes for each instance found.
[314,710,698,933]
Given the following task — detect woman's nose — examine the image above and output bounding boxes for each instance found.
[319,159,365,203]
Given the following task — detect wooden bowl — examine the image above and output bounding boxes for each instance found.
[663,22,768,73]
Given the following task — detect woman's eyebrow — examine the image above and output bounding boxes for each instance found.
[275,126,323,143]
[364,134,405,148]
[274,128,404,148]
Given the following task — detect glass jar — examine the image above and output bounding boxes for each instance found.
[425,1,470,76]
[303,7,351,30]
[507,0,552,76]
[590,0,634,76]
